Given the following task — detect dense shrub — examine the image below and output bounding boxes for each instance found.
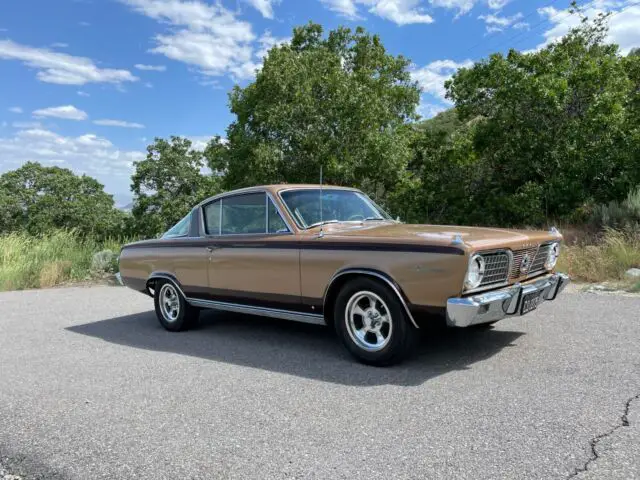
[590,186,640,230]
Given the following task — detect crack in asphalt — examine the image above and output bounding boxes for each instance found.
[567,393,640,478]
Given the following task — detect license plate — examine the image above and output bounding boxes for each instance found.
[520,292,541,315]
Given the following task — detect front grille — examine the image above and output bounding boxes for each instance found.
[510,243,551,279]
[479,252,510,286]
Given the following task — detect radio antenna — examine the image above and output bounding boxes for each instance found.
[319,165,324,238]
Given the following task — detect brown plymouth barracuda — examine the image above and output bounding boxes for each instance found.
[118,184,569,366]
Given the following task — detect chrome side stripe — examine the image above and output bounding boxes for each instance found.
[186,297,326,326]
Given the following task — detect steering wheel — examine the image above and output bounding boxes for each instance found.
[347,214,365,221]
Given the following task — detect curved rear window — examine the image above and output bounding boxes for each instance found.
[162,213,191,238]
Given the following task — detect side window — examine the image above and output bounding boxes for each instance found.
[268,199,289,233]
[162,213,191,238]
[203,200,221,235]
[221,193,266,235]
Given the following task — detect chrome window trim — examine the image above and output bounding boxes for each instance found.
[200,190,294,238]
[277,188,391,231]
[185,297,326,326]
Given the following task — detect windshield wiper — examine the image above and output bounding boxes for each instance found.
[363,217,387,221]
[307,219,339,228]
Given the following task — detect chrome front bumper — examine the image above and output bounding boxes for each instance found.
[115,272,124,286]
[446,273,570,327]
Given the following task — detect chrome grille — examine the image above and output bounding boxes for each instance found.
[510,243,551,278]
[479,252,510,286]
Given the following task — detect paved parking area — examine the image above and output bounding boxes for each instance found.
[0,286,639,479]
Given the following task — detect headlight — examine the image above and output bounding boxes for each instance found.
[545,242,560,270]
[465,254,485,290]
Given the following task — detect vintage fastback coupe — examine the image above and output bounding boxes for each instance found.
[118,184,569,366]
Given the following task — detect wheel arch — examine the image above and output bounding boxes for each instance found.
[322,268,419,329]
[146,272,187,299]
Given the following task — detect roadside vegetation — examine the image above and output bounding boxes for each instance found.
[0,231,124,291]
[1,5,639,291]
[558,230,640,284]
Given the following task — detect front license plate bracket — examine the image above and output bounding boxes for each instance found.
[520,291,541,315]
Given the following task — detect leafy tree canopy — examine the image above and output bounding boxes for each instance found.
[213,22,420,198]
[131,136,221,237]
[0,162,124,238]
[390,7,640,226]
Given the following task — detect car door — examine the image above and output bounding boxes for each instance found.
[201,191,302,311]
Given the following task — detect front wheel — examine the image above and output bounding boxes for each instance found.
[153,280,199,332]
[334,278,418,366]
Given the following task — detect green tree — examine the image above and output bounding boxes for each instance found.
[215,22,420,199]
[0,162,124,238]
[443,8,640,225]
[131,136,220,237]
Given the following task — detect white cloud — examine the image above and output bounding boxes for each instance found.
[0,28,8,32]
[120,0,259,80]
[535,1,640,54]
[79,21,91,27]
[0,128,144,193]
[77,90,90,97]
[134,63,167,71]
[8,107,23,114]
[418,102,447,118]
[428,0,476,16]
[33,105,88,121]
[0,39,138,85]
[319,0,434,23]
[51,42,69,48]
[12,121,42,129]
[487,0,508,9]
[371,0,434,24]
[479,12,525,33]
[243,0,279,19]
[412,58,473,102]
[320,0,361,18]
[94,119,145,128]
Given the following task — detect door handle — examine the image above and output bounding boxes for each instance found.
[206,245,220,252]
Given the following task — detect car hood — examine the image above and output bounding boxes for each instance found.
[317,222,562,251]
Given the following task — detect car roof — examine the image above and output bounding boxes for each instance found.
[197,184,360,207]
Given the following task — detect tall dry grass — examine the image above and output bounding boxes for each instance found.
[0,230,125,291]
[557,228,640,282]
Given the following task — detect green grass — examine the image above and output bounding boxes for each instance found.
[556,228,640,283]
[0,230,126,291]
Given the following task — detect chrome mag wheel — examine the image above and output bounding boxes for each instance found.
[345,291,393,352]
[159,283,180,323]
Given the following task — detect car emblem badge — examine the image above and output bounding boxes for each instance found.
[520,253,531,274]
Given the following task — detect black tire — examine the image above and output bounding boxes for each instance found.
[334,277,418,366]
[153,280,199,332]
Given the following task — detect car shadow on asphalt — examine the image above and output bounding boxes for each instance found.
[66,310,524,387]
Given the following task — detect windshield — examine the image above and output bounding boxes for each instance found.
[280,189,391,228]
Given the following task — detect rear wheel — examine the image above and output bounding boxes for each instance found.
[334,278,418,366]
[153,280,199,332]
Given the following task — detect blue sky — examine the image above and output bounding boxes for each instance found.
[1,0,639,205]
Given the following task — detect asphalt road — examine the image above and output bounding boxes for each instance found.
[1,286,639,480]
